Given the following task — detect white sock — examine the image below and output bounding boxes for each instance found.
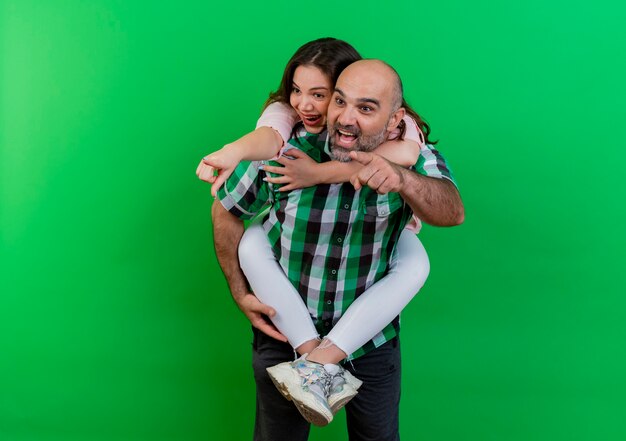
[323,364,340,375]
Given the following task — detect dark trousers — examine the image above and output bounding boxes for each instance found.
[251,327,401,441]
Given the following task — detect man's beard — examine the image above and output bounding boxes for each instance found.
[328,122,388,162]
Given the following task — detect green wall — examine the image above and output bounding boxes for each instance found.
[2,1,625,440]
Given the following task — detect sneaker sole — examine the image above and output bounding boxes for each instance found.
[329,371,363,414]
[330,392,356,414]
[266,364,333,427]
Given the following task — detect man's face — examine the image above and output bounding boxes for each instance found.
[326,62,399,162]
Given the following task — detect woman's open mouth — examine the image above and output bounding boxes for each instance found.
[301,114,322,126]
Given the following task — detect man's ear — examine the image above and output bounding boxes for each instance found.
[386,107,406,132]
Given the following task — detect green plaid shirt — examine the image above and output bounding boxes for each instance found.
[218,129,456,359]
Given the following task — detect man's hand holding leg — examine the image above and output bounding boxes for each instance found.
[237,293,287,342]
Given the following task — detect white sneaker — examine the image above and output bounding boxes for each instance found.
[266,355,333,426]
[326,364,363,414]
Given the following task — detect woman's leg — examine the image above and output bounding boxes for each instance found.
[307,229,429,364]
[239,221,320,353]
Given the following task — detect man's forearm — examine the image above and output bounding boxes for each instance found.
[211,200,287,341]
[349,151,464,226]
[398,168,465,226]
[211,200,249,303]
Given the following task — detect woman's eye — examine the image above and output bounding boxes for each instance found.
[292,88,301,94]
[335,98,344,105]
[314,93,325,99]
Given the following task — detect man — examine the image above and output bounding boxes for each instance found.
[212,59,464,440]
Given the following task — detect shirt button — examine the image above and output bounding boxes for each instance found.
[337,237,343,243]
[344,204,350,209]
[331,269,337,275]
[325,322,330,327]
[327,300,332,305]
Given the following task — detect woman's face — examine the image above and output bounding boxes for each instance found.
[290,65,333,134]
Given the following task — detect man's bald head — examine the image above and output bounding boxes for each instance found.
[337,59,404,111]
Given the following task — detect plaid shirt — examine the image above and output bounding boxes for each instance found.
[218,129,456,359]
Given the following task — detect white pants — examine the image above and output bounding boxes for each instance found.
[238,223,430,357]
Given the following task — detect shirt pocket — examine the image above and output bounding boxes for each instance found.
[361,193,404,218]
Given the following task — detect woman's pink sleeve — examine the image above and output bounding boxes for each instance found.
[256,102,300,156]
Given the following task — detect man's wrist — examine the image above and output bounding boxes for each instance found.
[228,286,251,305]
[395,163,411,193]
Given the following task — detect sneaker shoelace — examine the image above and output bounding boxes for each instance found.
[295,362,333,397]
[328,370,347,394]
